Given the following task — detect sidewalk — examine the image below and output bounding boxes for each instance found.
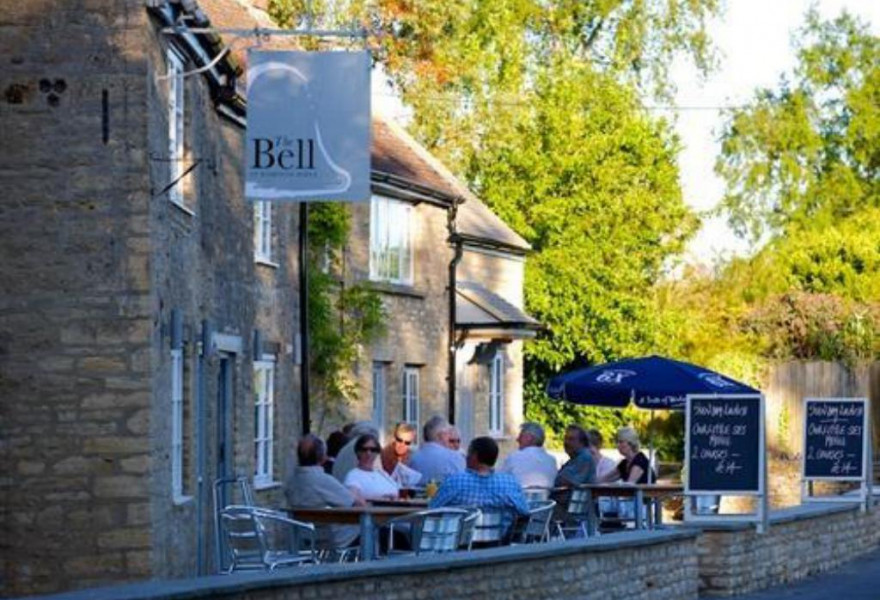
[732,546,880,599]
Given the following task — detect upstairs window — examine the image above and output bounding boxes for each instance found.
[370,196,413,284]
[254,201,272,263]
[166,48,186,207]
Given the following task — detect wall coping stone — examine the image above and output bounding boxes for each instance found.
[29,529,699,600]
[690,500,864,531]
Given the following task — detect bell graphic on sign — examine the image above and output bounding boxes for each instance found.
[246,59,352,199]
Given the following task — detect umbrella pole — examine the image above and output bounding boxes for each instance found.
[648,410,655,484]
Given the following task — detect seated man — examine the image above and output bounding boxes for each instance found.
[498,422,558,490]
[285,434,363,551]
[409,415,465,485]
[430,436,530,540]
[552,425,596,523]
[555,424,596,487]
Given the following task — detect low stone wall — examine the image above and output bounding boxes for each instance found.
[33,530,699,600]
[697,501,880,596]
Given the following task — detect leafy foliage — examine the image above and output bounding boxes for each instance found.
[715,10,880,243]
[306,204,387,430]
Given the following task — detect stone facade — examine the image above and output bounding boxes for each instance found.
[456,247,528,454]
[697,503,880,596]
[0,0,537,596]
[1,1,302,594]
[339,198,453,436]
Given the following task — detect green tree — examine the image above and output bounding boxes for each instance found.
[716,10,880,243]
[267,0,719,442]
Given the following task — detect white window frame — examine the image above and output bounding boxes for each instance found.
[166,48,186,208]
[489,352,505,435]
[254,201,273,264]
[170,348,187,502]
[372,362,387,442]
[370,195,413,284]
[253,356,276,488]
[403,366,420,426]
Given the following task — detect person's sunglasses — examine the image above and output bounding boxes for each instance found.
[395,436,413,446]
[449,439,461,444]
[359,446,381,454]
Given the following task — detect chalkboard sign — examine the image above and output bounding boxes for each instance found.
[686,395,763,493]
[803,398,867,480]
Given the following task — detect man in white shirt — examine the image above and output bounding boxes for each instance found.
[498,422,558,489]
[286,434,364,550]
[409,415,465,485]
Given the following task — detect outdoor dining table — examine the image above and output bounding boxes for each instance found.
[577,482,684,535]
[287,503,426,561]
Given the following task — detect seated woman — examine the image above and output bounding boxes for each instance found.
[344,434,400,501]
[611,426,655,484]
[597,426,656,525]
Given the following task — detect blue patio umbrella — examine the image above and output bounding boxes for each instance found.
[546,355,760,410]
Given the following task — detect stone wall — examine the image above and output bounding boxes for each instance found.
[457,248,526,454]
[697,502,880,596]
[31,530,700,600]
[0,2,304,595]
[334,199,453,438]
[0,1,155,595]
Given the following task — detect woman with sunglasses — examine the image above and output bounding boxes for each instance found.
[344,434,400,501]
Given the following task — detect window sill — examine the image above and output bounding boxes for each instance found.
[255,257,279,269]
[254,479,281,491]
[489,433,512,441]
[173,494,194,506]
[367,281,426,299]
[169,199,195,217]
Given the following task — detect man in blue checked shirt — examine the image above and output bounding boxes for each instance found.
[429,436,530,538]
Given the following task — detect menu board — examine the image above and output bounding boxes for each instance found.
[803,399,866,480]
[687,395,762,493]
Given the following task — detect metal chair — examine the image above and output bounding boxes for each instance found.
[523,486,551,502]
[458,508,482,550]
[213,476,256,572]
[554,488,593,539]
[387,508,469,556]
[471,507,517,546]
[514,500,556,544]
[218,506,318,573]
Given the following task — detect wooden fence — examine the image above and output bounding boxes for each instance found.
[763,361,880,455]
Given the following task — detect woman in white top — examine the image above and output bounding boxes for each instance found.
[344,434,400,501]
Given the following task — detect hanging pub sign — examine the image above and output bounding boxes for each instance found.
[245,50,371,202]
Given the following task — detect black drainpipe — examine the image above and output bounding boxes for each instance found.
[447,198,463,424]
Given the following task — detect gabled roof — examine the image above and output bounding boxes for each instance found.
[150,0,530,254]
[456,280,541,339]
[373,117,531,253]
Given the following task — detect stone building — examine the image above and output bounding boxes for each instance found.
[350,118,539,449]
[1,0,304,594]
[0,0,537,595]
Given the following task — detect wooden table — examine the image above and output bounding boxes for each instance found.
[577,483,684,534]
[288,505,425,561]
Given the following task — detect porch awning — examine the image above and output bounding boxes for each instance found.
[456,281,541,341]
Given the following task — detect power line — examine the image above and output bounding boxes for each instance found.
[371,90,748,112]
